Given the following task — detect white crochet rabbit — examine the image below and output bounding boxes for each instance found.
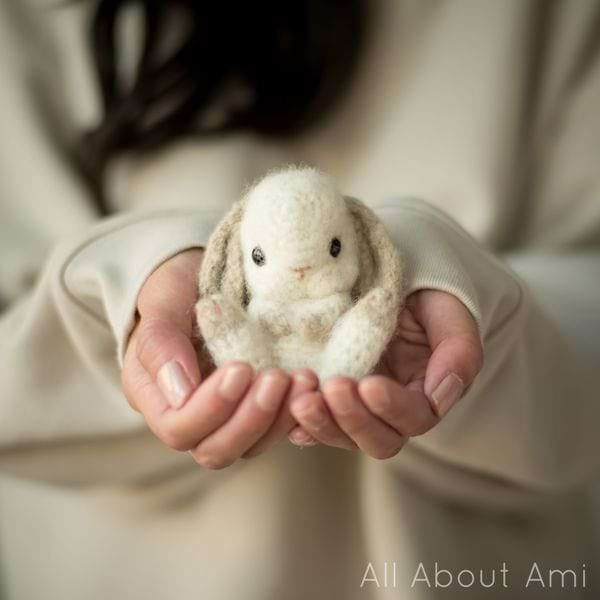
[196,167,403,381]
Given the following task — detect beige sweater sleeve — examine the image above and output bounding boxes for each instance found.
[0,210,224,484]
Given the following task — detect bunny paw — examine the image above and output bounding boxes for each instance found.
[197,294,276,370]
[196,294,246,340]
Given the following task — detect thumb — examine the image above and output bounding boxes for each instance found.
[135,316,201,409]
[135,250,203,409]
[416,291,484,418]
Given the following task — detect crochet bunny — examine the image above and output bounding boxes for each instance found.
[196,167,403,381]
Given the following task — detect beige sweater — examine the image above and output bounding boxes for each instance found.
[1,1,599,598]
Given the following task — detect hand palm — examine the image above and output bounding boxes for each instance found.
[380,295,433,390]
[286,289,483,454]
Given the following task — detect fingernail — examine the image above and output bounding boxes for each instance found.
[255,373,288,412]
[157,360,193,409]
[431,373,464,417]
[218,364,252,402]
[293,370,317,390]
[289,429,316,447]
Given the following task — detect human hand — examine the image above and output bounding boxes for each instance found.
[121,249,318,469]
[286,290,483,459]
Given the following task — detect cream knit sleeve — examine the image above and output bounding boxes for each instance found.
[375,198,600,493]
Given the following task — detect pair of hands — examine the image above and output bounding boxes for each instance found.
[122,249,483,469]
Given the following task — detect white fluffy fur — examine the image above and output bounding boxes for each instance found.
[196,167,403,381]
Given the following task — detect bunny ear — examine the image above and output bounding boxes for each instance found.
[345,196,403,301]
[199,200,247,305]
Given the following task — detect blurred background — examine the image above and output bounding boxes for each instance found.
[1,1,599,599]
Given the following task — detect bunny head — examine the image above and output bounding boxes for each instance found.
[239,168,359,302]
[199,167,402,308]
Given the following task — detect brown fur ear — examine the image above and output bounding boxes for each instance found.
[345,196,403,301]
[198,200,247,305]
[350,207,376,299]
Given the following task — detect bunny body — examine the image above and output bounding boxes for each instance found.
[197,167,403,381]
[247,293,353,372]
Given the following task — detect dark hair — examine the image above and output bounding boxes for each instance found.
[83,0,369,177]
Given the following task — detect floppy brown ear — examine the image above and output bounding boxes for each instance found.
[345,196,403,302]
[198,200,247,305]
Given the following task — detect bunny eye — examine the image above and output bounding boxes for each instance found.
[329,237,342,258]
[252,246,266,266]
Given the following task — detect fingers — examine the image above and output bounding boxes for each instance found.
[414,291,484,417]
[322,378,406,459]
[358,375,439,437]
[287,426,318,447]
[156,363,254,451]
[244,369,319,458]
[290,391,357,451]
[123,353,254,451]
[190,370,291,469]
[290,377,415,460]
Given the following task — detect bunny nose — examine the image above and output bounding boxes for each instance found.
[290,265,312,280]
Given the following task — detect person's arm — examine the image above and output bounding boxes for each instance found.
[0,210,224,484]
[277,193,598,497]
[376,198,600,492]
